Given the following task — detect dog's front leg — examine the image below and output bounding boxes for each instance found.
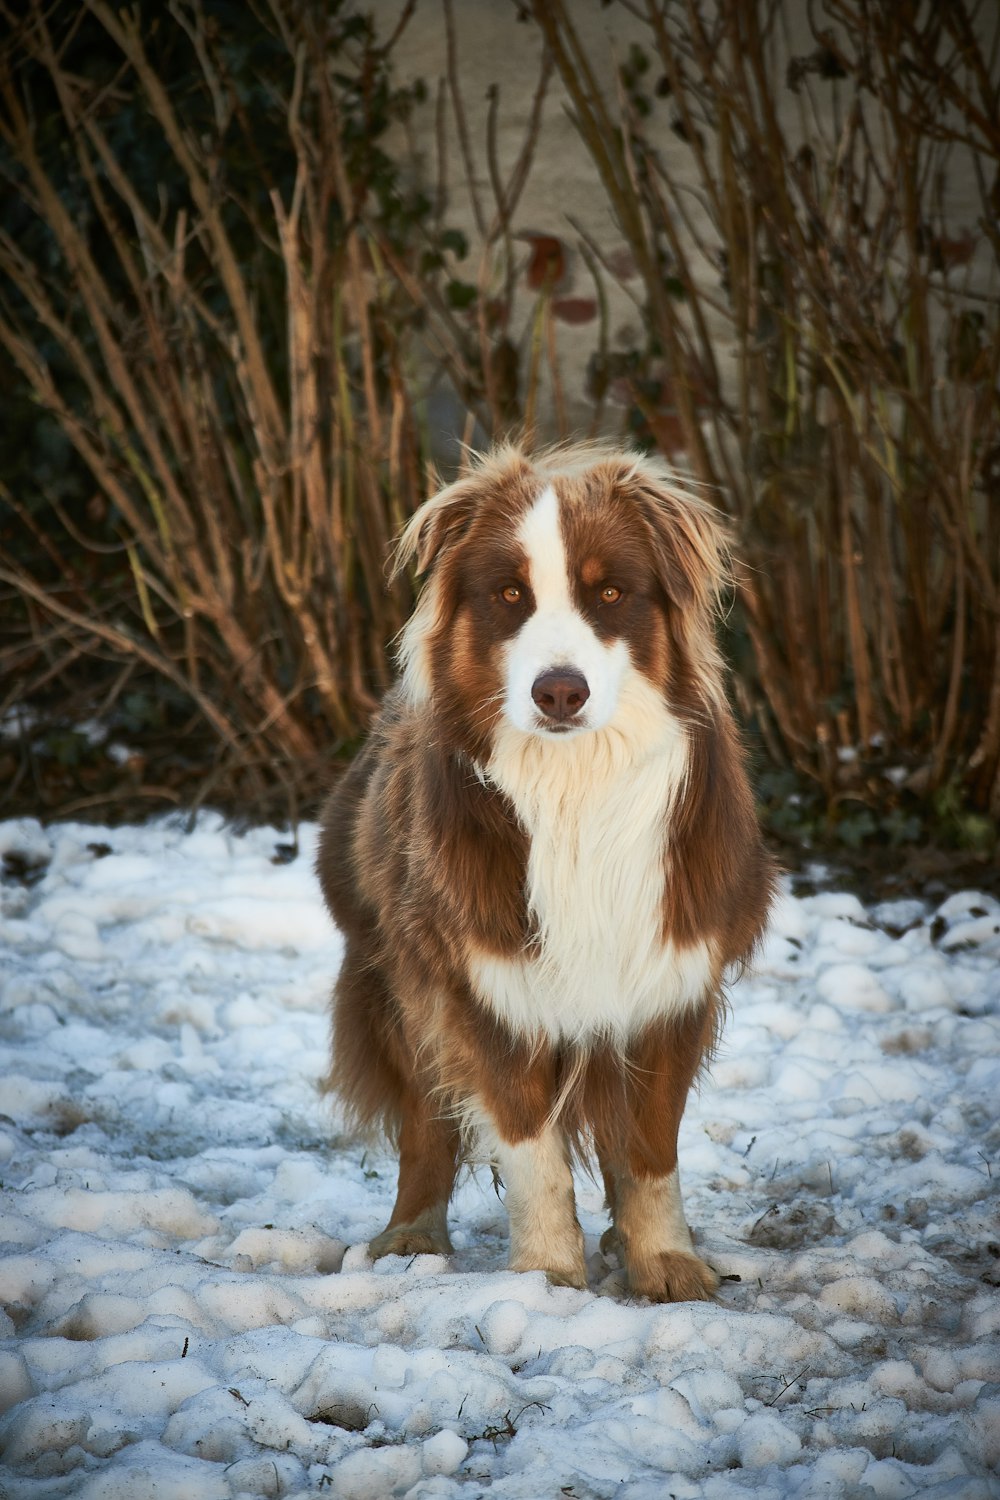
[599,1005,719,1302]
[493,1122,586,1288]
[602,1163,717,1302]
[469,1033,586,1286]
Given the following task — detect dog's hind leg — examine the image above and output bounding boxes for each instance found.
[369,1090,460,1259]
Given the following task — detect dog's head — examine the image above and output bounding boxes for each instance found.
[395,444,731,755]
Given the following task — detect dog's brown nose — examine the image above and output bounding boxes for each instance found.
[531,668,590,722]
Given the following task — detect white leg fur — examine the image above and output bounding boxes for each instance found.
[613,1168,718,1302]
[494,1125,586,1288]
[616,1168,693,1256]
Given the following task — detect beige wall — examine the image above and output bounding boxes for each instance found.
[370,1,996,461]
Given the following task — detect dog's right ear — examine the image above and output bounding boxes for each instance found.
[392,478,480,579]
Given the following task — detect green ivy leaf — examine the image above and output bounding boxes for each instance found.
[445,279,477,310]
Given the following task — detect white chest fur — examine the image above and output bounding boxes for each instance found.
[470,675,715,1045]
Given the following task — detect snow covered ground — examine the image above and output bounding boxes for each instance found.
[0,814,998,1500]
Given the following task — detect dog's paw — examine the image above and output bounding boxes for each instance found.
[599,1225,622,1262]
[626,1250,718,1303]
[542,1267,588,1290]
[509,1254,587,1290]
[369,1221,452,1260]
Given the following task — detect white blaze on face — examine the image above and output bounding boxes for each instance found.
[503,484,629,736]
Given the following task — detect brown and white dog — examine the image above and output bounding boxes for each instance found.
[317,443,775,1301]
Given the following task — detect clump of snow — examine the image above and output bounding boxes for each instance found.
[0,815,998,1498]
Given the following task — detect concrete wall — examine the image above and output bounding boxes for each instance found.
[368,0,996,464]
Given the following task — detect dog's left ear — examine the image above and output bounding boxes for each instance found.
[631,466,731,615]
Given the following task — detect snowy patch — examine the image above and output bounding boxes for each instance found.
[0,820,997,1497]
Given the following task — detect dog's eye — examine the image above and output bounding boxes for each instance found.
[599,585,623,605]
[499,585,523,605]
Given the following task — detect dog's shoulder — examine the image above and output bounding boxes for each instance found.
[321,689,531,962]
[665,708,777,967]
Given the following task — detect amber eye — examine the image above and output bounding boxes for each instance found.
[499,584,523,605]
[599,585,623,605]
